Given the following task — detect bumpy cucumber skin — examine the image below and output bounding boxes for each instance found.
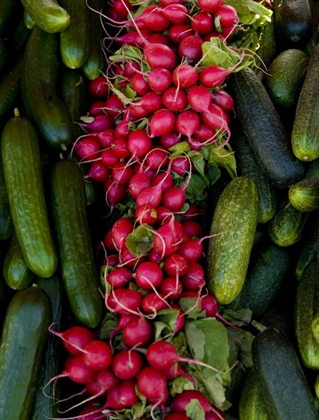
[206,176,258,305]
[1,113,58,278]
[3,232,34,290]
[228,67,304,189]
[0,286,52,420]
[239,368,269,420]
[20,0,70,33]
[50,159,103,329]
[292,44,319,161]
[294,261,319,369]
[21,26,74,151]
[289,178,319,212]
[252,328,318,419]
[268,196,308,247]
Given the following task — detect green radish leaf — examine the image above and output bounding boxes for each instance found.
[154,308,180,340]
[200,38,241,68]
[125,224,154,257]
[99,313,118,340]
[169,141,191,158]
[186,399,206,420]
[170,376,196,397]
[225,0,272,25]
[227,328,255,369]
[185,174,208,206]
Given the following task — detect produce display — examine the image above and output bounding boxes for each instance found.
[1,0,319,419]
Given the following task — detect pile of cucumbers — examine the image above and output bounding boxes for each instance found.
[2,0,319,419]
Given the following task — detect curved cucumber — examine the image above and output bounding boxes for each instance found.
[206,176,258,305]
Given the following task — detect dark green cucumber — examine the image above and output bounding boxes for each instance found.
[273,0,312,44]
[0,285,52,420]
[291,44,319,161]
[294,261,319,369]
[295,213,318,279]
[0,55,23,120]
[20,0,70,33]
[233,122,277,224]
[252,328,318,419]
[21,26,74,151]
[0,0,19,35]
[268,195,308,247]
[82,0,106,80]
[50,159,103,328]
[289,158,319,212]
[235,241,291,317]
[59,0,90,69]
[206,176,258,305]
[0,142,12,241]
[1,109,58,278]
[264,48,309,109]
[3,232,34,290]
[255,17,277,80]
[238,368,269,420]
[8,18,32,57]
[31,274,63,420]
[228,67,304,189]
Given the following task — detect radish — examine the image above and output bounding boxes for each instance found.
[109,313,138,344]
[89,76,109,98]
[163,87,188,112]
[142,291,170,314]
[175,109,201,139]
[128,129,153,158]
[112,162,134,184]
[178,239,204,261]
[106,288,144,315]
[164,253,188,277]
[96,128,115,148]
[162,4,189,24]
[106,267,132,288]
[122,315,153,347]
[144,43,177,71]
[182,220,204,237]
[111,217,134,251]
[86,161,110,183]
[135,204,158,225]
[130,73,150,96]
[49,325,96,355]
[188,85,212,112]
[178,34,204,62]
[86,368,118,395]
[82,340,113,371]
[170,389,212,413]
[148,33,171,45]
[172,64,199,88]
[191,12,214,34]
[112,349,144,379]
[169,23,194,44]
[137,367,168,411]
[106,379,140,409]
[137,5,171,32]
[165,413,190,420]
[163,361,196,385]
[105,94,125,117]
[112,137,130,158]
[104,178,127,208]
[147,68,173,94]
[74,137,101,162]
[201,103,230,136]
[159,277,183,300]
[129,172,152,200]
[180,261,206,292]
[170,156,191,176]
[123,61,140,78]
[144,148,169,170]
[135,261,164,290]
[137,92,163,113]
[100,149,120,167]
[199,65,231,89]
[161,186,186,212]
[114,29,151,48]
[149,108,177,137]
[89,101,105,116]
[160,132,180,149]
[83,114,115,132]
[198,0,223,14]
[153,218,184,258]
[211,89,234,112]
[213,4,239,28]
[58,354,96,384]
[112,0,133,19]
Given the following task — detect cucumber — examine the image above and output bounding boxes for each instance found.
[206,176,258,305]
[8,18,31,58]
[82,0,106,80]
[233,121,277,224]
[264,49,309,109]
[289,158,319,212]
[0,0,19,35]
[252,327,318,419]
[59,0,90,69]
[238,368,269,420]
[23,10,36,30]
[31,274,64,420]
[3,231,34,290]
[21,26,74,151]
[294,261,319,370]
[228,67,305,189]
[20,0,70,33]
[0,285,52,420]
[295,213,318,279]
[0,55,23,120]
[1,109,58,278]
[235,241,291,317]
[255,16,277,80]
[50,159,103,328]
[268,195,308,247]
[291,44,319,161]
[0,142,12,241]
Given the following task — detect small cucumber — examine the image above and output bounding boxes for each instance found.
[0,55,23,120]
[3,232,34,290]
[292,44,319,161]
[273,0,312,44]
[252,328,318,419]
[268,195,308,247]
[0,142,12,241]
[289,158,319,212]
[294,261,319,369]
[82,0,106,80]
[31,274,64,420]
[0,285,52,420]
[1,109,58,278]
[21,26,74,151]
[206,176,258,305]
[50,159,103,328]
[20,0,70,33]
[59,0,90,69]
[238,368,269,420]
[264,48,309,109]
[228,67,305,189]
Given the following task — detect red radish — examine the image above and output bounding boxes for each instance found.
[152,171,174,192]
[78,405,106,420]
[182,220,204,237]
[199,65,231,88]
[213,4,239,28]
[82,340,113,371]
[162,4,189,23]
[144,148,169,170]
[148,68,172,94]
[119,243,146,268]
[148,248,164,264]
[175,109,201,138]
[100,149,120,167]
[104,94,125,117]
[178,239,204,261]
[130,73,150,96]
[205,409,226,419]
[160,0,185,6]
[202,103,230,135]
[62,355,96,384]
[112,349,144,379]
[165,414,190,420]
[74,137,101,162]
[112,162,134,185]
[83,114,114,132]
[160,277,183,300]
[135,204,157,225]
[102,254,119,267]
[123,61,140,78]
[198,0,223,14]
[163,87,188,112]
[137,92,163,113]
[112,137,130,158]
[49,325,96,355]
[137,5,171,32]
[135,261,164,290]
[178,34,204,62]
[200,294,219,317]
[194,123,216,142]
[144,43,177,71]
[86,368,118,394]
[169,23,194,44]
[170,156,191,176]
[211,89,234,112]
[160,132,180,149]
[142,292,170,314]
[115,120,130,139]
[128,129,153,158]
[166,303,186,334]
[104,178,127,207]
[148,33,170,45]
[103,229,116,251]
[106,379,139,409]
[89,101,105,116]
[172,64,199,88]
[123,315,153,347]
[89,76,109,98]
[111,218,134,251]
[188,85,212,112]
[161,187,186,212]
[106,267,132,288]
[109,313,138,344]
[106,288,144,315]
[137,366,168,405]
[180,261,206,291]
[191,12,214,34]
[86,161,110,183]
[164,254,188,276]
[153,218,184,257]
[182,203,205,220]
[127,103,150,119]
[156,206,173,223]
[97,128,115,148]
[170,390,212,414]
[129,172,152,200]
[149,109,177,137]
[112,0,133,19]
[135,182,164,208]
[115,29,151,48]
